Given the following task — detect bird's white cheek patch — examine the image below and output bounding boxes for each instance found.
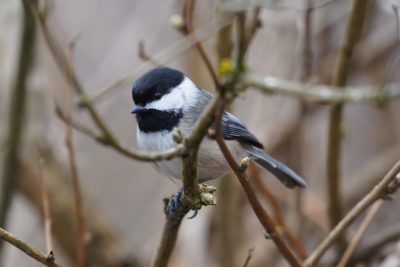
[144,77,198,111]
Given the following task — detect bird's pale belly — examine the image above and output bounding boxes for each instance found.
[137,130,245,182]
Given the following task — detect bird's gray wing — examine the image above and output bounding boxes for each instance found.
[242,143,307,188]
[220,112,264,148]
[218,111,306,189]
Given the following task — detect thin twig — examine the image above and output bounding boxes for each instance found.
[336,200,383,267]
[0,227,61,267]
[303,160,400,267]
[251,165,309,259]
[138,40,161,66]
[38,160,53,255]
[242,247,254,267]
[65,45,86,267]
[326,0,371,250]
[54,104,104,142]
[349,222,400,265]
[214,99,301,267]
[18,161,141,267]
[57,99,185,161]
[92,15,232,103]
[182,0,221,89]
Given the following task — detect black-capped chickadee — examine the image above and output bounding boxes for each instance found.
[131,67,306,188]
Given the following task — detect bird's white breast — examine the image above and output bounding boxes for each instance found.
[137,130,176,151]
[137,129,183,179]
[137,128,246,182]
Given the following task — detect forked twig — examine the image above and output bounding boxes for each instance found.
[303,160,400,267]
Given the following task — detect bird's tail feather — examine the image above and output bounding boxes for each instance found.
[243,144,306,188]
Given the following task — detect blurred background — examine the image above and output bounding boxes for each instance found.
[0,0,400,266]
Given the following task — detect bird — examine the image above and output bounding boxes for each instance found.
[131,67,306,189]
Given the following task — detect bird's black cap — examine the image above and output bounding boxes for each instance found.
[132,67,184,106]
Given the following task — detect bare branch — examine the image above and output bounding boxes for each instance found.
[251,165,309,259]
[242,247,254,267]
[214,99,301,267]
[0,227,61,267]
[349,222,400,265]
[18,161,141,266]
[181,0,221,89]
[138,40,161,66]
[242,74,400,103]
[303,160,400,267]
[336,200,383,267]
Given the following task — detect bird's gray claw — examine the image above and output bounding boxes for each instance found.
[165,185,217,222]
[187,209,199,219]
[165,187,188,223]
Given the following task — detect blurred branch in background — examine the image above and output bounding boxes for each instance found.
[64,44,86,267]
[25,1,185,163]
[303,160,400,267]
[243,74,400,103]
[336,200,383,267]
[0,0,37,236]
[38,160,54,255]
[349,222,400,265]
[0,227,61,267]
[250,165,308,260]
[3,0,399,267]
[326,0,371,251]
[18,160,142,267]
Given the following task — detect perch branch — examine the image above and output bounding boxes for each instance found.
[152,98,220,267]
[0,227,61,267]
[302,160,400,267]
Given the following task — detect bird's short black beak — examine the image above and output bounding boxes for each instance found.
[131,105,146,114]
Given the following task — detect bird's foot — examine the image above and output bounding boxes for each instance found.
[164,184,217,223]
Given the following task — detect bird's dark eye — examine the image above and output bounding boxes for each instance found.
[154,92,162,100]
